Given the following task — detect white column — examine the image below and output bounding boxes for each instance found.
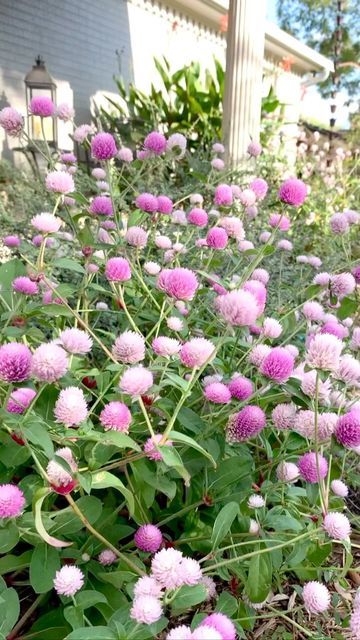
[223,0,266,165]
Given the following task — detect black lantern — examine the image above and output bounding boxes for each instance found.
[25,56,57,146]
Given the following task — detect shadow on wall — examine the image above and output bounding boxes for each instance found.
[0,0,133,160]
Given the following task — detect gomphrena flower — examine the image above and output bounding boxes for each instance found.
[298,452,328,483]
[260,347,294,383]
[133,576,163,599]
[269,213,290,231]
[247,141,262,157]
[331,479,348,498]
[144,131,167,155]
[73,124,93,142]
[306,333,343,371]
[144,261,161,276]
[119,366,153,397]
[336,354,360,385]
[211,158,224,171]
[323,512,351,540]
[350,606,360,640]
[98,549,117,566]
[0,107,24,136]
[249,344,272,368]
[92,167,106,180]
[206,227,228,249]
[89,195,113,216]
[302,301,324,322]
[351,327,360,351]
[250,177,268,200]
[242,280,267,316]
[277,239,293,251]
[53,565,84,597]
[135,192,158,213]
[181,557,203,585]
[330,212,349,235]
[201,576,217,600]
[166,625,193,639]
[152,337,181,357]
[13,276,38,296]
[151,548,183,589]
[239,189,256,207]
[155,235,172,250]
[204,382,231,404]
[112,331,145,364]
[134,524,163,553]
[167,316,184,331]
[130,595,163,625]
[300,371,331,405]
[262,317,282,339]
[276,461,299,482]
[31,212,62,233]
[100,401,132,432]
[157,195,173,215]
[7,387,36,414]
[216,290,258,326]
[166,132,187,158]
[54,387,88,427]
[46,447,78,493]
[228,375,253,401]
[32,343,68,382]
[160,267,198,301]
[45,171,74,194]
[214,184,233,207]
[188,207,208,227]
[335,410,360,448]
[0,342,32,383]
[226,406,266,442]
[59,328,92,355]
[0,484,25,518]
[302,581,330,614]
[219,216,245,240]
[91,132,117,160]
[105,257,131,282]
[55,102,75,122]
[278,178,307,207]
[320,321,348,340]
[3,235,20,248]
[192,627,223,640]
[30,95,54,117]
[180,338,215,368]
[330,272,356,299]
[200,613,237,640]
[117,146,133,162]
[308,255,322,269]
[144,433,173,461]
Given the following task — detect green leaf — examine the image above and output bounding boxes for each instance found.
[245,547,272,604]
[53,258,86,274]
[50,496,102,535]
[23,420,54,459]
[92,471,134,516]
[64,606,84,631]
[171,584,207,615]
[209,456,253,494]
[211,502,240,548]
[33,488,73,548]
[169,430,216,467]
[215,591,238,616]
[66,627,117,640]
[337,296,358,320]
[30,544,61,593]
[307,542,332,566]
[94,431,140,452]
[0,586,20,636]
[75,590,108,610]
[0,521,19,553]
[158,446,191,486]
[177,407,206,434]
[0,258,26,308]
[0,550,32,575]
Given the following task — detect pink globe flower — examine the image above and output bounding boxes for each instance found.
[250,177,268,200]
[53,565,84,597]
[330,212,349,235]
[112,331,145,364]
[0,484,25,518]
[144,433,173,461]
[278,178,307,207]
[180,338,215,368]
[216,290,258,326]
[134,524,163,553]
[249,344,272,367]
[157,195,173,215]
[277,239,293,251]
[219,216,245,240]
[350,607,360,639]
[245,205,258,219]
[151,548,183,589]
[91,132,117,160]
[119,366,153,397]
[54,387,88,427]
[211,158,225,171]
[330,272,356,299]
[272,403,297,430]
[335,410,360,448]
[167,133,187,158]
[133,576,163,599]
[306,333,343,371]
[89,195,113,216]
[167,316,184,331]
[228,375,253,401]
[59,328,92,355]
[144,131,167,155]
[30,96,54,117]
[331,479,348,498]
[130,595,163,625]
[135,192,158,213]
[0,107,24,136]
[55,102,75,122]
[192,628,222,640]
[303,581,330,614]
[0,343,32,383]
[336,354,360,385]
[259,231,271,243]
[152,337,181,357]
[199,612,237,640]
[269,213,290,231]
[100,401,132,432]
[344,209,360,225]
[98,549,117,566]
[300,372,331,405]
[298,452,328,483]
[226,405,266,442]
[204,382,231,404]
[320,321,348,340]
[302,301,324,322]
[242,280,267,316]
[180,557,203,586]
[239,189,256,208]
[7,387,36,414]
[323,512,351,540]
[45,171,74,194]
[313,272,331,287]
[12,276,38,295]
[161,267,198,301]
[188,208,208,227]
[105,257,131,282]
[212,142,225,154]
[32,343,68,382]
[247,141,262,157]
[260,347,294,382]
[166,626,193,640]
[117,147,133,162]
[214,184,233,207]
[31,212,62,233]
[92,167,106,180]
[3,235,20,248]
[276,461,299,482]
[252,268,270,285]
[47,447,78,493]
[262,318,282,339]
[206,227,228,249]
[308,256,322,269]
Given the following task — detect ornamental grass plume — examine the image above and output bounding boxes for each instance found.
[112,331,146,364]
[130,595,163,624]
[119,366,153,397]
[226,406,266,442]
[180,338,215,368]
[105,257,131,282]
[216,290,259,326]
[134,524,163,553]
[91,132,117,160]
[302,581,330,614]
[298,452,328,483]
[99,401,132,432]
[0,484,25,518]
[53,565,84,597]
[32,343,68,382]
[204,382,231,404]
[54,387,88,427]
[323,512,351,540]
[0,342,32,382]
[260,347,294,382]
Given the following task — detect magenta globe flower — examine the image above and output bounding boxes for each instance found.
[260,347,294,383]
[161,267,198,301]
[247,141,262,157]
[228,375,253,401]
[135,192,158,213]
[30,96,54,117]
[0,342,32,383]
[250,177,268,200]
[188,208,208,227]
[303,581,330,614]
[3,235,20,248]
[157,195,173,215]
[12,276,38,296]
[7,387,36,414]
[105,257,131,282]
[53,565,84,597]
[199,612,237,640]
[89,195,113,216]
[0,107,24,137]
[214,184,233,207]
[32,343,68,382]
[0,484,25,518]
[100,401,132,432]
[278,178,307,207]
[144,433,173,461]
[180,338,215,368]
[335,410,360,448]
[204,382,231,404]
[242,280,267,316]
[144,131,167,155]
[134,524,163,553]
[206,227,228,249]
[298,452,328,483]
[226,406,266,442]
[91,132,117,160]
